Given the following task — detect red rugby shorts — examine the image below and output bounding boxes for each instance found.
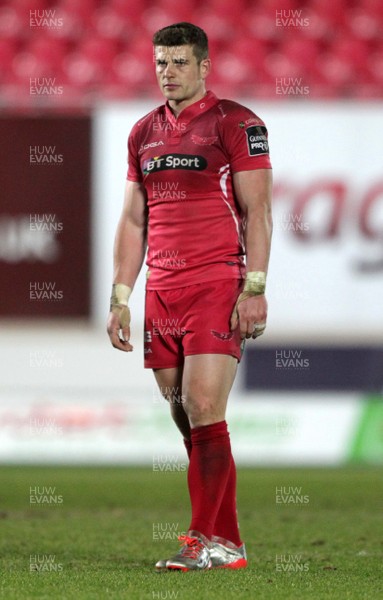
[144,279,245,369]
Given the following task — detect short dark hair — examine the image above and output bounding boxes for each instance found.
[152,22,208,63]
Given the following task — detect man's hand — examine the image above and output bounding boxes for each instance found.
[107,305,133,352]
[107,283,133,351]
[230,293,268,339]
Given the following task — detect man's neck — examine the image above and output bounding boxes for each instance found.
[168,90,207,118]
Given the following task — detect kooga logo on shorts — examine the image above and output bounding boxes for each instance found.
[143,154,207,174]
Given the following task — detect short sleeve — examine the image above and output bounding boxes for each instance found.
[222,111,272,173]
[126,129,143,182]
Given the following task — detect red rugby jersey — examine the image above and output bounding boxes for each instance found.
[127,90,271,290]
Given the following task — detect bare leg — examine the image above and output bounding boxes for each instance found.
[181,354,238,427]
[153,367,191,439]
[153,354,237,434]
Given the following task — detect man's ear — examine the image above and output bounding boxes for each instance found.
[200,58,211,80]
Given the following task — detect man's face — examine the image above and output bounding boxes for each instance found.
[154,44,210,104]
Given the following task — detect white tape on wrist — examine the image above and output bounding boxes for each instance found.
[243,271,266,295]
[110,283,132,329]
[110,283,132,307]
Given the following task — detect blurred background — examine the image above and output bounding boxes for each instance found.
[1,0,382,466]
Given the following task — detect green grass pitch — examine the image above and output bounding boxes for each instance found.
[0,466,382,599]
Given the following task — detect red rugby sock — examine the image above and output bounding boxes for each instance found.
[187,421,231,539]
[212,455,242,546]
[183,438,192,459]
[184,430,242,546]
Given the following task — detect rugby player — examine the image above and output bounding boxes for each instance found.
[107,22,272,571]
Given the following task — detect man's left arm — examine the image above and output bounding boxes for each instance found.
[230,168,273,339]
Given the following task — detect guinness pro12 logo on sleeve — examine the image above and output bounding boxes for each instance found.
[246,126,269,156]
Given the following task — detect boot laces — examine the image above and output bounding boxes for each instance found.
[178,535,204,559]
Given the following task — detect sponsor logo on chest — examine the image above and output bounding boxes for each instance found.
[143,153,207,175]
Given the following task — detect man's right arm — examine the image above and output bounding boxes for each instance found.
[107,180,148,352]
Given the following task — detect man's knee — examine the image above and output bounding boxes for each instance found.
[182,393,219,426]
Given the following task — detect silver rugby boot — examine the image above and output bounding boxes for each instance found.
[209,535,247,569]
[155,533,247,571]
[161,530,212,572]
